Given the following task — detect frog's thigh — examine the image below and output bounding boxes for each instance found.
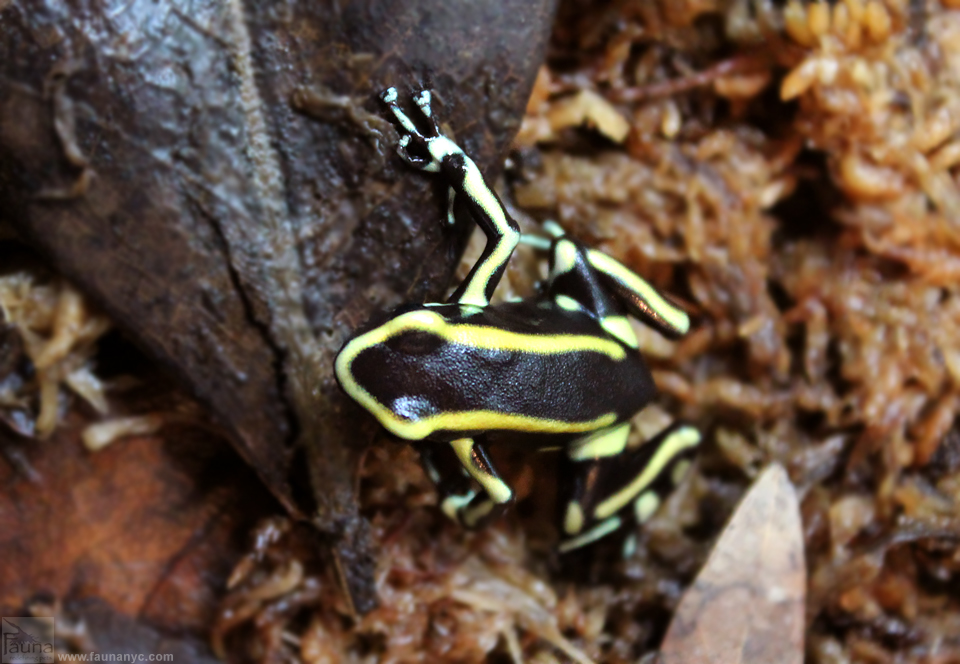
[558,423,700,553]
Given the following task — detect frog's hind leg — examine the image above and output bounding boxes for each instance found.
[417,438,513,529]
[541,226,640,349]
[557,422,700,553]
[584,247,690,338]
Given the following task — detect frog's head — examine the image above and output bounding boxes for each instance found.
[334,306,453,440]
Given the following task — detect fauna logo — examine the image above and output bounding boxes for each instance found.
[1,618,54,664]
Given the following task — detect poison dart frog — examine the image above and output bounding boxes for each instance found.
[335,88,701,552]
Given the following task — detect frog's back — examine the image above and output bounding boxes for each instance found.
[342,301,656,442]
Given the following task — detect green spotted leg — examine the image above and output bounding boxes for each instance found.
[558,423,701,553]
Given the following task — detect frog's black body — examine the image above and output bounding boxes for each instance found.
[335,88,701,552]
[347,300,657,444]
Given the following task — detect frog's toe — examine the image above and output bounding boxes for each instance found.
[396,134,430,168]
[460,497,507,528]
[558,515,625,553]
[542,220,567,238]
[440,488,478,524]
[441,492,508,529]
[414,89,433,118]
[381,86,424,139]
[381,86,399,104]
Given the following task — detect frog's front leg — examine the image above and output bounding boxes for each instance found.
[558,423,701,552]
[442,156,521,306]
[381,87,520,306]
[418,437,513,528]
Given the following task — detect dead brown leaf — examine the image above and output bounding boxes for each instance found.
[0,411,276,642]
[0,0,558,611]
[659,463,806,664]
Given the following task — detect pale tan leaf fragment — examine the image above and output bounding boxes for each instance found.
[547,90,630,143]
[660,463,806,664]
[82,414,165,451]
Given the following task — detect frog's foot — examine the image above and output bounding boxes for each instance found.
[518,220,566,251]
[440,490,509,529]
[418,440,513,529]
[557,423,700,553]
[381,87,444,173]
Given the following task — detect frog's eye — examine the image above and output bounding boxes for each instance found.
[386,331,445,356]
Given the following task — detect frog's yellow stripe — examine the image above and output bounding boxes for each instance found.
[372,404,617,441]
[568,423,630,461]
[341,310,627,361]
[448,322,626,358]
[551,239,579,276]
[586,249,690,335]
[593,426,700,520]
[600,315,638,348]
